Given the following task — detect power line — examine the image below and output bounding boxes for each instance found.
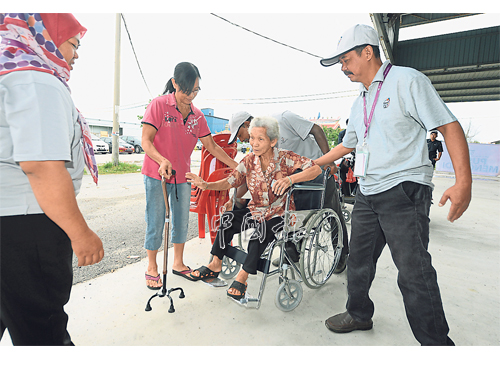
[207,89,358,102]
[94,89,359,112]
[121,14,153,98]
[210,13,323,59]
[206,92,359,105]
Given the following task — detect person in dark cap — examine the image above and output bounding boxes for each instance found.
[315,24,472,345]
[427,130,444,168]
[0,13,104,345]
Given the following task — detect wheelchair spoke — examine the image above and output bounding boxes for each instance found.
[300,209,342,288]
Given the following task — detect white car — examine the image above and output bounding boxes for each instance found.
[91,134,109,154]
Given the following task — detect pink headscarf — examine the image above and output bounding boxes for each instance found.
[0,13,98,184]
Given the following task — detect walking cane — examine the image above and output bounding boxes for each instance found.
[145,170,185,312]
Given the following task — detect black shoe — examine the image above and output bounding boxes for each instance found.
[325,311,373,333]
[333,254,347,274]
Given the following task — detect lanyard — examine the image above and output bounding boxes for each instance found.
[363,63,392,140]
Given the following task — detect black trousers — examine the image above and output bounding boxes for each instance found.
[211,208,283,275]
[0,214,74,346]
[346,182,453,346]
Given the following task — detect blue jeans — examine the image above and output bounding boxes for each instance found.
[346,181,454,346]
[143,175,191,250]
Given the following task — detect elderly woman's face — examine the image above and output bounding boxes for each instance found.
[249,126,277,157]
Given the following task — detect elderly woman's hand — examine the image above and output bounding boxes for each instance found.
[186,172,207,190]
[272,176,293,196]
[221,198,233,214]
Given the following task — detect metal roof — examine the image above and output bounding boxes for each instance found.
[370,13,500,103]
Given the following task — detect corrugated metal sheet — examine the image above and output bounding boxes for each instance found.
[372,14,500,103]
[398,13,479,28]
[396,26,499,69]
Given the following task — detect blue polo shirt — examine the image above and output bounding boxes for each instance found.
[342,60,457,195]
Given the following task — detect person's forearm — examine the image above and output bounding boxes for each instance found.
[290,165,322,184]
[20,160,91,241]
[201,136,238,169]
[311,124,330,154]
[437,122,472,186]
[212,145,238,168]
[315,144,354,166]
[205,179,232,191]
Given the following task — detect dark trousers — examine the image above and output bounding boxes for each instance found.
[294,174,349,258]
[346,182,453,346]
[211,208,283,275]
[0,214,74,346]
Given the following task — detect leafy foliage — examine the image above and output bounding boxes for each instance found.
[322,126,343,147]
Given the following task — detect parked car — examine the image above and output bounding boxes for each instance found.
[120,135,143,153]
[91,134,109,154]
[119,140,134,154]
[100,136,113,153]
[194,140,203,150]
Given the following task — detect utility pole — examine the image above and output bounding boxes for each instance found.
[112,13,121,166]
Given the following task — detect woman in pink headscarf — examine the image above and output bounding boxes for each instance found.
[0,13,104,346]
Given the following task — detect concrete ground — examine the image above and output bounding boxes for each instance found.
[2,172,498,348]
[1,162,498,371]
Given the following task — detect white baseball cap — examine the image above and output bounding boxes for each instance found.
[320,24,379,67]
[228,111,252,144]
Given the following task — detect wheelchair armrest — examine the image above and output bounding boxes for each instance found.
[290,182,324,192]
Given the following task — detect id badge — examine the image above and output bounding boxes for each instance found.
[354,143,369,178]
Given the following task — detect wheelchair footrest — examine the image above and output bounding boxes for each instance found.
[228,292,259,308]
[201,277,227,288]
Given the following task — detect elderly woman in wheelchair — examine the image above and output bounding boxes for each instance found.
[186,116,321,301]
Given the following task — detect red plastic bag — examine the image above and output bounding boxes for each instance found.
[346,167,356,183]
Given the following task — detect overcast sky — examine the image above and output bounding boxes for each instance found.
[54,7,500,142]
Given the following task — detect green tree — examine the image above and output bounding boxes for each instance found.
[322,126,343,147]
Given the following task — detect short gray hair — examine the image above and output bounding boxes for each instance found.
[249,116,279,142]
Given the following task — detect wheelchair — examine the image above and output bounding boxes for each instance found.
[335,152,357,223]
[214,168,343,312]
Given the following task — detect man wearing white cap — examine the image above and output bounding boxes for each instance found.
[315,24,472,345]
[227,110,350,273]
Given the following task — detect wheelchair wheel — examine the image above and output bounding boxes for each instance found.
[275,279,303,312]
[342,208,351,223]
[300,208,342,289]
[220,256,241,280]
[208,254,241,280]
